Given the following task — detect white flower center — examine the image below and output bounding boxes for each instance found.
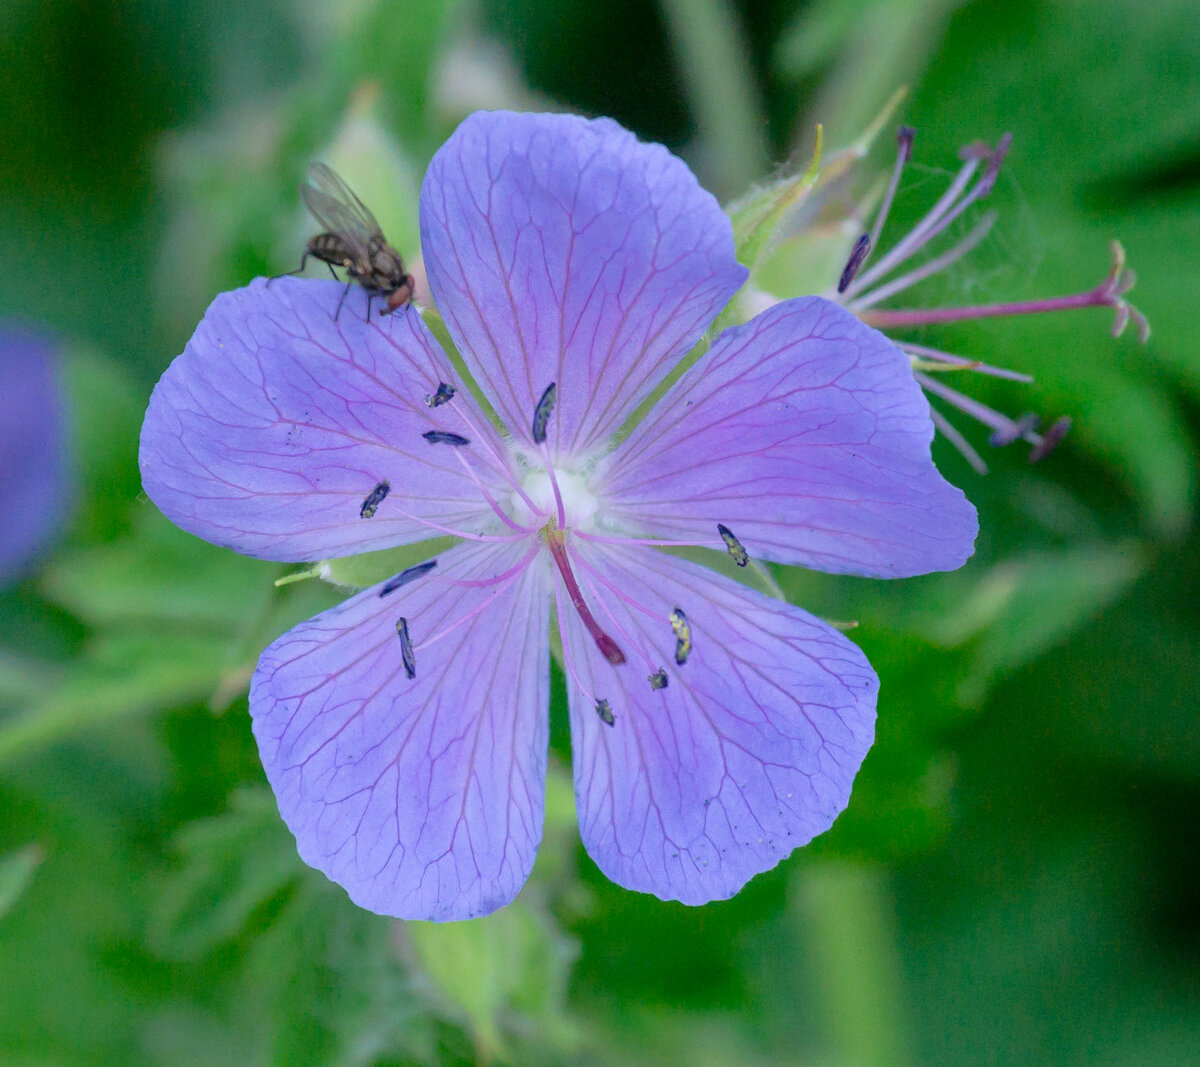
[510,465,600,530]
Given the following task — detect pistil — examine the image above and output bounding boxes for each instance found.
[544,525,625,665]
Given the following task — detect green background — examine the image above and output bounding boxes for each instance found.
[1,0,1197,1063]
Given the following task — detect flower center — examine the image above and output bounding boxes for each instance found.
[510,464,600,530]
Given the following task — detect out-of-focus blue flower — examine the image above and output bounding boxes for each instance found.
[140,111,976,920]
[0,327,69,584]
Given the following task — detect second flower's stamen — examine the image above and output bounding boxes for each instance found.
[395,617,416,679]
[425,382,456,407]
[423,430,471,446]
[838,233,873,294]
[900,341,1033,382]
[845,134,1010,302]
[544,526,625,665]
[848,210,996,312]
[359,481,390,519]
[379,560,438,597]
[1028,417,1072,462]
[988,412,1041,448]
[862,241,1149,341]
[717,523,749,567]
[648,668,669,691]
[669,608,692,666]
[867,126,915,255]
[919,371,1070,463]
[929,407,989,474]
[594,698,615,727]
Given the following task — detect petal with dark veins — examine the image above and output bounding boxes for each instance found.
[140,277,511,562]
[250,537,551,920]
[558,541,876,905]
[421,110,747,457]
[601,297,978,578]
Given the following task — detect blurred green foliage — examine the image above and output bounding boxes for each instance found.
[1,0,1198,1063]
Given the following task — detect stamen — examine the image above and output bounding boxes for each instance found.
[669,607,692,666]
[425,382,456,407]
[929,407,989,475]
[438,392,543,520]
[717,523,749,567]
[416,548,537,651]
[544,527,626,665]
[531,382,556,444]
[900,342,1033,382]
[848,211,996,312]
[395,617,416,679]
[594,697,615,727]
[444,445,537,534]
[423,430,471,446]
[867,126,915,254]
[648,669,669,691]
[1028,416,1071,462]
[917,372,1034,442]
[359,481,389,519]
[845,134,1007,299]
[988,413,1040,448]
[921,372,1069,467]
[379,560,437,597]
[837,233,872,294]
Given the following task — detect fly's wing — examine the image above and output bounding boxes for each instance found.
[300,163,382,264]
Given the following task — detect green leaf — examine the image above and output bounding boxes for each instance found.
[0,844,43,920]
[60,343,143,544]
[147,788,440,1065]
[923,543,1146,705]
[148,788,303,961]
[403,896,581,1062]
[0,629,232,766]
[43,508,275,629]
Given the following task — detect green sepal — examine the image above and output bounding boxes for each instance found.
[726,124,824,274]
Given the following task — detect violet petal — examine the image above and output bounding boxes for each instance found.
[602,297,978,578]
[250,539,551,920]
[0,327,68,583]
[139,277,509,563]
[559,542,876,905]
[421,110,747,456]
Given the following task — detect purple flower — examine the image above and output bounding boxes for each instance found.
[1,327,69,584]
[139,111,977,920]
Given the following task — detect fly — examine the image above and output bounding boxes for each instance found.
[274,163,414,319]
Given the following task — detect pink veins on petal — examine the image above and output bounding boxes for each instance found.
[139,110,977,920]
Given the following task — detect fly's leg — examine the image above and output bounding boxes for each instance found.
[334,281,352,321]
[267,250,312,286]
